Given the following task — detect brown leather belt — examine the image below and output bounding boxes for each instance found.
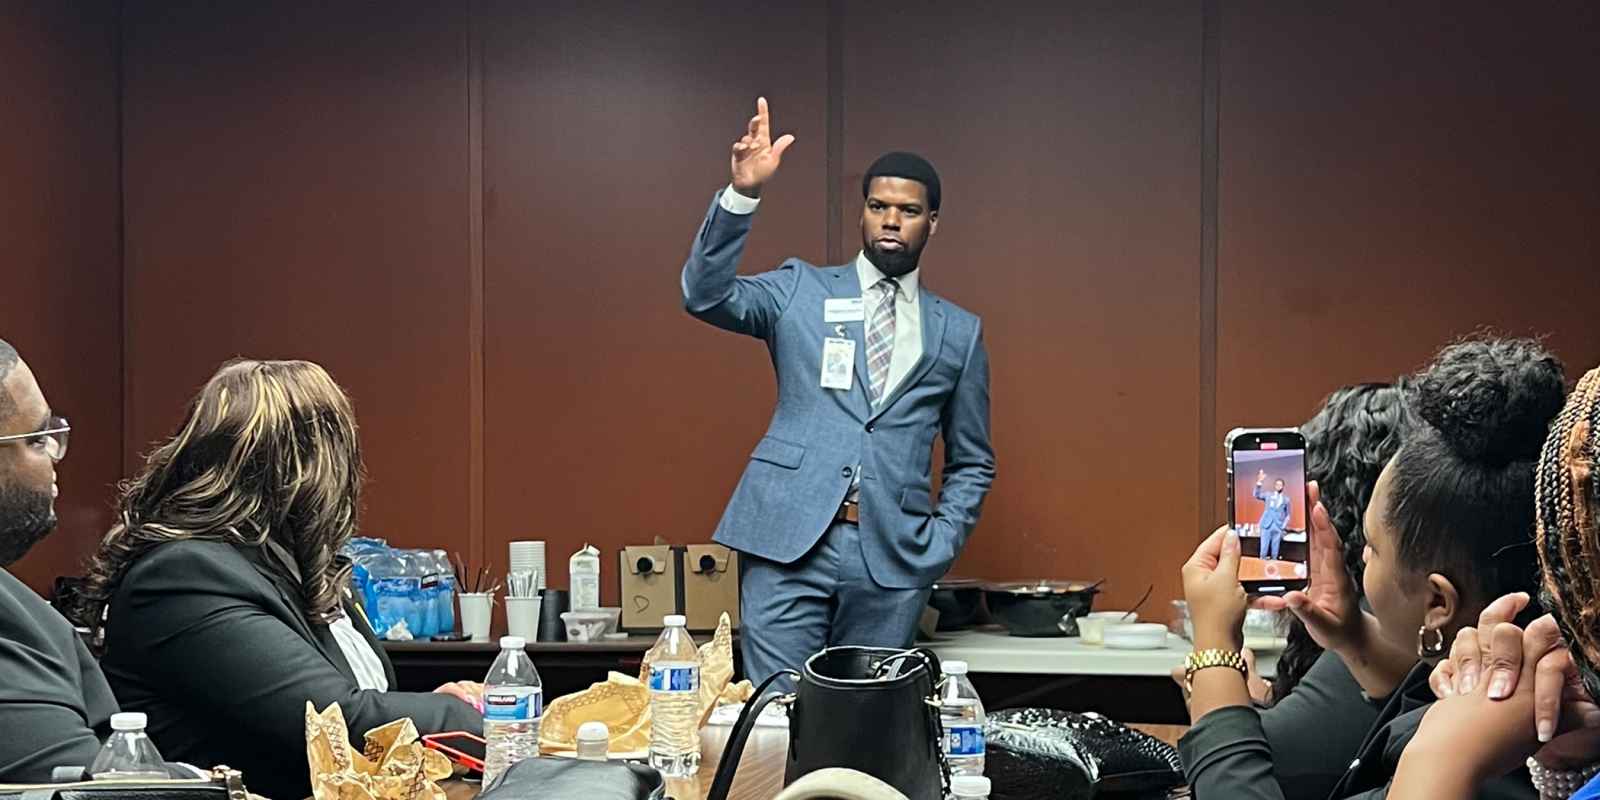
[834,500,860,525]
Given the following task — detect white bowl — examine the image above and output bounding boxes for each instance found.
[561,607,622,642]
[1103,623,1169,650]
[1077,611,1138,645]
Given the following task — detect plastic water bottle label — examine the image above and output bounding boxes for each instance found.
[945,725,985,756]
[648,665,699,693]
[484,686,542,721]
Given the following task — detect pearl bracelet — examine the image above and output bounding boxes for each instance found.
[1527,757,1600,799]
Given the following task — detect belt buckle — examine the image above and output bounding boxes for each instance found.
[838,500,860,524]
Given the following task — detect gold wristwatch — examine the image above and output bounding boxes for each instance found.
[1184,648,1248,692]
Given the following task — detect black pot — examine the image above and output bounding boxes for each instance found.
[928,577,987,631]
[984,581,1101,637]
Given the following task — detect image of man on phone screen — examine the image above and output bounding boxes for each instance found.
[1254,470,1291,561]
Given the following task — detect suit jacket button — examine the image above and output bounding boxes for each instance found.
[841,466,853,478]
[865,423,875,433]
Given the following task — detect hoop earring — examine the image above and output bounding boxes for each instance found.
[1417,625,1446,658]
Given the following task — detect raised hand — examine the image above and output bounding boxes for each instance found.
[730,97,795,198]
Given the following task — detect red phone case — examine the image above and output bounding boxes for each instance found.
[422,732,487,773]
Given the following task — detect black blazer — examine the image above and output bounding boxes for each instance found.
[0,569,118,782]
[1181,661,1534,800]
[100,539,482,800]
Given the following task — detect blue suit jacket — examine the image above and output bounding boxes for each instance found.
[1255,485,1291,534]
[681,192,996,589]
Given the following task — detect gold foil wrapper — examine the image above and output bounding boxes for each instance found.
[306,703,454,800]
[539,612,754,755]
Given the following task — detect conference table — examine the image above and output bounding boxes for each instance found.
[441,723,787,800]
[438,721,1188,799]
[386,627,1277,725]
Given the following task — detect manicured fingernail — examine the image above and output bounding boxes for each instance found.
[1460,668,1476,694]
[1488,673,1511,700]
[1538,719,1555,743]
[1439,682,1454,697]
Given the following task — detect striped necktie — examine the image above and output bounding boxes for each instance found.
[866,278,899,405]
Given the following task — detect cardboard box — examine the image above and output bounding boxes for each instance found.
[619,545,675,632]
[618,543,742,633]
[683,544,740,631]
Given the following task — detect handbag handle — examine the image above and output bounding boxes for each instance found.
[707,669,799,800]
[877,648,952,799]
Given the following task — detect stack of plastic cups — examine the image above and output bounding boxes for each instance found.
[508,541,547,591]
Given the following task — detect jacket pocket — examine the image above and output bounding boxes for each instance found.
[750,436,806,469]
[899,487,934,515]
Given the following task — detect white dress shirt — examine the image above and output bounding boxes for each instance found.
[720,186,922,404]
[330,612,390,692]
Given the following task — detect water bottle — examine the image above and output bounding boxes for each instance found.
[344,537,388,616]
[409,550,435,636]
[415,551,441,638]
[368,547,415,639]
[431,549,456,635]
[951,775,991,799]
[939,660,986,776]
[90,712,168,780]
[575,721,610,761]
[645,614,701,777]
[482,635,543,784]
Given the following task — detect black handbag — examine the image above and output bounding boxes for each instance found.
[710,646,950,800]
[983,708,1184,800]
[476,756,665,800]
[0,767,249,800]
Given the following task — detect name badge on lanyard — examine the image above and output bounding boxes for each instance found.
[821,336,855,391]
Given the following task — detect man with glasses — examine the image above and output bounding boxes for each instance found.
[0,337,117,781]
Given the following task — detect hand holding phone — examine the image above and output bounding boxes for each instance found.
[1254,483,1365,651]
[1181,526,1249,651]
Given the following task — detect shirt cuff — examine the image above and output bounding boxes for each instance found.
[719,184,761,215]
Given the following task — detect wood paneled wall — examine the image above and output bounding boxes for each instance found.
[5,1,1598,614]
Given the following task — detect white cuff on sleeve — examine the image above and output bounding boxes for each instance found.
[719,185,761,215]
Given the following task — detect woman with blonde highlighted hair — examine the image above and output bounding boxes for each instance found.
[83,360,480,800]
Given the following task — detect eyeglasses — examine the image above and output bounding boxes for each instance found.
[0,416,71,462]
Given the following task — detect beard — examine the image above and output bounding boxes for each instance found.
[864,239,924,278]
[0,481,56,567]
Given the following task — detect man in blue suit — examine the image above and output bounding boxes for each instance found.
[1254,471,1291,561]
[681,98,996,684]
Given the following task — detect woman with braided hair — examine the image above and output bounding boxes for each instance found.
[1180,336,1565,800]
[1393,365,1600,799]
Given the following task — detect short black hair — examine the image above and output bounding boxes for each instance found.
[0,338,18,417]
[1389,336,1566,605]
[863,151,941,211]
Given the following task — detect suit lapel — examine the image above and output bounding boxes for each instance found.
[826,267,873,416]
[870,288,947,423]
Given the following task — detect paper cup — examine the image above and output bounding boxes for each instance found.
[459,593,493,642]
[506,596,543,642]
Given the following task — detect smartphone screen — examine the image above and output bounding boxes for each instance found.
[1226,428,1310,594]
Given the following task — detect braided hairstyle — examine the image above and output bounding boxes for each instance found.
[1273,382,1412,700]
[1536,366,1600,702]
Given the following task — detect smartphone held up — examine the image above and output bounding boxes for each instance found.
[1225,428,1310,595]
